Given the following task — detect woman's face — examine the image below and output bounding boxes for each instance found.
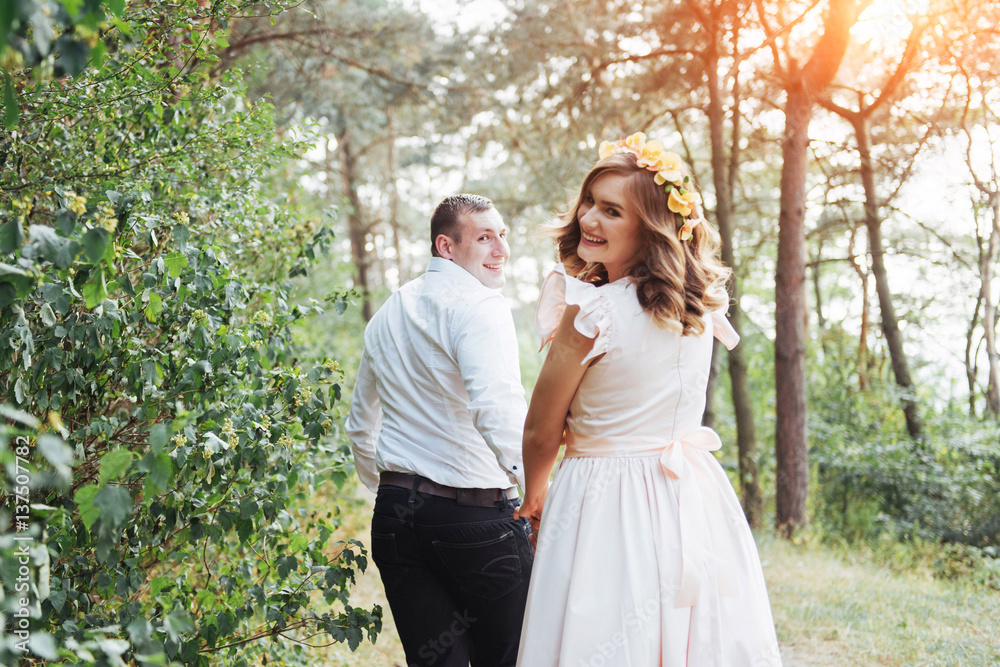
[577,173,643,282]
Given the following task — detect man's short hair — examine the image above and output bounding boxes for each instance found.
[430,194,494,257]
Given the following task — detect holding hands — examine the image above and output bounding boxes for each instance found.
[514,484,549,551]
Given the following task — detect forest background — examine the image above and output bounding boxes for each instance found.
[1,0,999,665]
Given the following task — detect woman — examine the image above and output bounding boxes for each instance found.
[515,134,782,666]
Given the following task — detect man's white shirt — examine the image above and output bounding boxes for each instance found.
[345,257,527,493]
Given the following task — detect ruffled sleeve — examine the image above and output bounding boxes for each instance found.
[536,264,613,365]
[711,309,740,350]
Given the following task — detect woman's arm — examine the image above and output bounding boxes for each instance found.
[515,304,596,543]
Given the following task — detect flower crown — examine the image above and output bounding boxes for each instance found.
[598,133,703,241]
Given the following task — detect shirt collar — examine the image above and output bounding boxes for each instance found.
[426,257,495,290]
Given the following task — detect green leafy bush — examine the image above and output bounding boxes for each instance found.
[0,1,380,664]
[809,329,1000,551]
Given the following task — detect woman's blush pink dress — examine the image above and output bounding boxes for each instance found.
[516,265,782,667]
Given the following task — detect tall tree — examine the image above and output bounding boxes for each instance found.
[817,19,927,440]
[959,88,1000,417]
[683,0,763,526]
[762,0,860,536]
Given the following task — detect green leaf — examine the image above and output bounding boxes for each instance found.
[164,252,189,279]
[0,262,26,279]
[56,209,77,236]
[106,0,126,17]
[118,272,135,296]
[57,0,83,16]
[37,435,73,478]
[39,303,56,326]
[83,268,107,308]
[54,36,91,77]
[0,283,16,309]
[127,618,153,645]
[140,451,173,496]
[150,424,169,452]
[0,219,23,253]
[165,610,194,641]
[145,292,163,322]
[150,576,172,597]
[90,40,106,70]
[94,485,132,530]
[98,449,134,486]
[48,589,67,613]
[173,224,190,251]
[217,611,236,637]
[0,404,40,428]
[28,633,58,661]
[2,71,18,129]
[0,3,15,49]
[82,228,110,263]
[74,484,100,531]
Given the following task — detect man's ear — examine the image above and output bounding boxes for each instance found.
[435,234,454,259]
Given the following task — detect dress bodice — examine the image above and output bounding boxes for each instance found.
[537,264,739,447]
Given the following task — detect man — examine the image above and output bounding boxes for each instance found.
[345,194,532,667]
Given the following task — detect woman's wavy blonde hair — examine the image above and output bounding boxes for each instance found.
[553,151,732,336]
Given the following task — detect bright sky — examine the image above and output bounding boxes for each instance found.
[412,0,509,33]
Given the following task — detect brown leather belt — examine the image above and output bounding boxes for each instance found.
[379,471,516,508]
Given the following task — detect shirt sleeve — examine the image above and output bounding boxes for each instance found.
[453,294,528,491]
[344,348,382,493]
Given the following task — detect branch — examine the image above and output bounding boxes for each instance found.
[802,0,863,92]
[224,27,375,56]
[867,17,926,115]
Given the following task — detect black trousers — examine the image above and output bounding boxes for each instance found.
[370,484,533,667]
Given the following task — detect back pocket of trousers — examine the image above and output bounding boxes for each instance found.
[432,529,523,601]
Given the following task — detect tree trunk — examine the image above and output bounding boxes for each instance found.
[855,117,923,438]
[703,340,723,429]
[983,197,1000,415]
[775,83,812,538]
[386,108,407,285]
[334,123,374,321]
[704,22,761,528]
[772,0,858,537]
[966,291,982,418]
[811,240,827,332]
[846,225,870,391]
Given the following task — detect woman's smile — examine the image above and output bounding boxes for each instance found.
[580,231,607,246]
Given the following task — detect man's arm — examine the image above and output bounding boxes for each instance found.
[344,349,382,493]
[454,295,528,491]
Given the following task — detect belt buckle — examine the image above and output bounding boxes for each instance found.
[456,488,496,507]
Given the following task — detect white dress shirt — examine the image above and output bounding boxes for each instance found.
[345,257,527,494]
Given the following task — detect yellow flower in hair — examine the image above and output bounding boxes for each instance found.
[623,132,646,151]
[636,140,665,169]
[654,152,685,186]
[678,218,702,241]
[599,141,617,160]
[668,188,702,217]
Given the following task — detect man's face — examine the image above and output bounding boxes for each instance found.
[439,208,510,289]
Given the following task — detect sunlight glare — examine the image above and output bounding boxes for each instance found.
[852,0,929,47]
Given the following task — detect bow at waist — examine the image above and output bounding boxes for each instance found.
[564,427,740,608]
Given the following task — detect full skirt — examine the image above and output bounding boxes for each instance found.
[516,452,782,667]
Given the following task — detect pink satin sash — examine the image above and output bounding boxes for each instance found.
[564,428,741,608]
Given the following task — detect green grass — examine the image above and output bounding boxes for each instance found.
[761,535,1000,666]
[304,481,1000,666]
